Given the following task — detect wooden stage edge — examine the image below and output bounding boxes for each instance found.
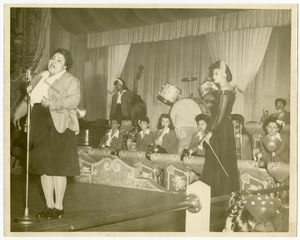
[10,173,227,233]
[9,173,290,233]
[10,173,189,232]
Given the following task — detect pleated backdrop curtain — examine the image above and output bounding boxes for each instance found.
[244,26,291,122]
[87,9,291,48]
[32,8,51,73]
[84,47,109,120]
[120,35,212,129]
[48,12,291,124]
[106,44,131,118]
[50,14,87,109]
[206,27,273,116]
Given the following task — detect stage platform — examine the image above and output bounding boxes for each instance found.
[10,173,227,232]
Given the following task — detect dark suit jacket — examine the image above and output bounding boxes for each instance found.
[110,90,132,120]
[136,131,155,151]
[157,129,178,154]
[260,133,289,163]
[99,129,124,151]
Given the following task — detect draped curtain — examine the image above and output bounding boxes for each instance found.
[244,26,291,122]
[84,47,109,120]
[120,35,212,129]
[206,27,273,116]
[87,9,291,48]
[106,44,131,118]
[50,14,87,109]
[32,9,51,73]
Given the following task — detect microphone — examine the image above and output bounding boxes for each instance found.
[26,68,32,93]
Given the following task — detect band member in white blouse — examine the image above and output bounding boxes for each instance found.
[99,118,124,151]
[136,116,154,151]
[110,78,132,122]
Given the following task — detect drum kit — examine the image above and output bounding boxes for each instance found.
[157,76,215,128]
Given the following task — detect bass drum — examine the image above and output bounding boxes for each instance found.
[170,97,211,129]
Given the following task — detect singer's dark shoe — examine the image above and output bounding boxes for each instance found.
[37,207,53,218]
[46,208,64,219]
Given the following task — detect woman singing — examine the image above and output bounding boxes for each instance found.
[202,60,240,197]
[12,48,81,219]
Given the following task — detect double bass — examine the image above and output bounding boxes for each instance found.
[128,65,147,136]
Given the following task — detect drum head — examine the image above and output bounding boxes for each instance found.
[170,98,210,129]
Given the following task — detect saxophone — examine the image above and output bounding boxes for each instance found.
[180,132,207,161]
[146,129,163,160]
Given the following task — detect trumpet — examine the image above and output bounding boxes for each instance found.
[146,129,163,160]
[44,79,87,118]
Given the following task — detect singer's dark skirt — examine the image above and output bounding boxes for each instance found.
[29,104,80,177]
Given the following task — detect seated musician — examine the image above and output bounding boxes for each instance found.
[256,117,289,164]
[260,98,290,124]
[231,114,253,160]
[270,98,290,124]
[189,114,210,156]
[154,113,178,154]
[98,118,124,151]
[136,116,154,152]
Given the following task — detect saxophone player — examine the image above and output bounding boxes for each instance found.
[154,113,178,154]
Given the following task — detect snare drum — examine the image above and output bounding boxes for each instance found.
[157,83,182,106]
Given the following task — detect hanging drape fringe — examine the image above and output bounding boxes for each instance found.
[87,9,291,48]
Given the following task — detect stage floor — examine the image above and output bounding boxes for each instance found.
[9,173,227,233]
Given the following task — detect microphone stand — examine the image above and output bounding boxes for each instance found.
[13,68,39,224]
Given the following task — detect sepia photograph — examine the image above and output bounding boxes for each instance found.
[3,3,298,237]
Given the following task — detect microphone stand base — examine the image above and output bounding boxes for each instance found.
[13,215,39,225]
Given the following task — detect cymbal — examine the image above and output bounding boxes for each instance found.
[181,77,198,82]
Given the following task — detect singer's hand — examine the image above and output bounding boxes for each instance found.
[42,96,51,108]
[12,115,20,128]
[26,84,32,93]
[155,139,162,146]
